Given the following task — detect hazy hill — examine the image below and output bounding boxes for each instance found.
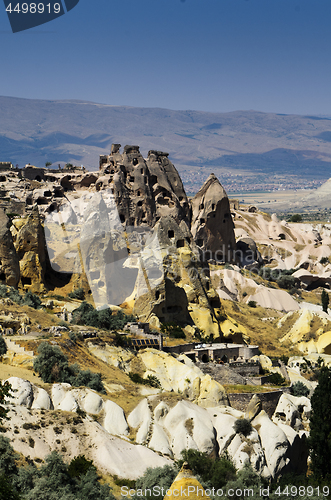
[1,96,331,191]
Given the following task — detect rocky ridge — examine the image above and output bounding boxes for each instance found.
[0,146,243,339]
[4,375,309,480]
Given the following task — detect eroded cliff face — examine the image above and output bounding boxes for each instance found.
[0,146,239,337]
[0,208,20,287]
[98,145,191,227]
[11,206,47,292]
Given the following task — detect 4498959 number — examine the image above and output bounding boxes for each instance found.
[6,3,61,14]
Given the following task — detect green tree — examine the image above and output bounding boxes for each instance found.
[0,336,7,357]
[233,418,253,437]
[288,214,302,222]
[291,381,310,397]
[33,342,73,384]
[309,365,331,479]
[33,342,105,393]
[160,322,186,339]
[45,161,52,167]
[0,381,11,422]
[177,449,236,490]
[321,289,329,314]
[133,464,178,500]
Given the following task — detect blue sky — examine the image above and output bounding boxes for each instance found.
[1,0,331,114]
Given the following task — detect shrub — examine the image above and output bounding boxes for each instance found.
[0,285,22,304]
[268,372,286,386]
[71,302,135,331]
[0,336,7,357]
[68,455,94,478]
[291,381,310,397]
[280,355,289,365]
[288,214,302,222]
[233,418,253,437]
[321,289,329,313]
[320,257,329,265]
[134,464,178,500]
[33,342,106,393]
[309,366,331,478]
[276,275,296,290]
[160,322,186,339]
[128,372,161,388]
[68,288,85,300]
[248,300,257,308]
[23,291,42,309]
[178,449,236,489]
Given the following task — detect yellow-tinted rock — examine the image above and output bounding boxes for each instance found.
[163,463,211,500]
[316,331,331,355]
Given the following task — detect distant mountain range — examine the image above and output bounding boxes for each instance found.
[1,96,331,193]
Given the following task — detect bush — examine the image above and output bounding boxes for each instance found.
[33,343,106,393]
[71,302,135,331]
[321,289,329,313]
[23,291,42,309]
[160,322,186,339]
[178,449,236,490]
[291,381,310,397]
[248,300,257,308]
[276,275,296,290]
[128,372,161,388]
[268,372,286,386]
[288,214,302,222]
[320,257,329,265]
[233,418,253,437]
[133,464,178,500]
[0,336,7,357]
[68,288,85,300]
[68,455,94,478]
[0,285,22,304]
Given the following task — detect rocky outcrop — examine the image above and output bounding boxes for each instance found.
[132,215,224,331]
[191,174,236,263]
[4,376,309,478]
[0,209,20,287]
[11,206,47,292]
[98,145,190,227]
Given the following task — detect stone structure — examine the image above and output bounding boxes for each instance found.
[191,173,236,263]
[164,342,259,363]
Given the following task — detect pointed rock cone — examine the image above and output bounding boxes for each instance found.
[163,462,211,500]
[191,173,236,263]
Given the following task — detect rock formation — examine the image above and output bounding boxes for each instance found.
[5,376,309,479]
[0,208,20,287]
[99,145,191,227]
[191,173,236,263]
[11,206,47,292]
[0,146,242,337]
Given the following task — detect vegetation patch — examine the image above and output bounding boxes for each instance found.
[33,342,106,393]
